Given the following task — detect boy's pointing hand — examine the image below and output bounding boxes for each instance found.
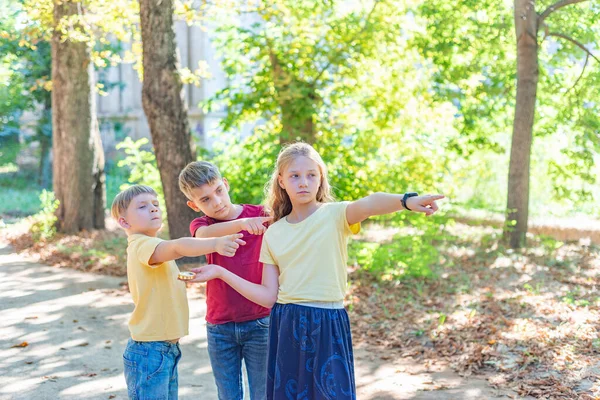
[240,216,273,235]
[215,233,246,257]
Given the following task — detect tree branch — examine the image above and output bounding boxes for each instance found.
[312,0,380,85]
[538,0,589,24]
[547,32,600,64]
[565,54,590,94]
[540,21,550,41]
[565,53,589,96]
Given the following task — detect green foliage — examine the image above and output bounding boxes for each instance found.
[208,120,281,205]
[0,141,42,216]
[30,189,58,241]
[0,140,20,165]
[0,0,52,141]
[349,234,439,280]
[105,159,130,210]
[115,137,165,208]
[413,0,600,216]
[412,0,514,155]
[0,187,42,216]
[205,0,404,134]
[203,0,468,214]
[349,217,449,280]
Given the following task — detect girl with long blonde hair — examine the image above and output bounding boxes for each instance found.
[191,142,444,399]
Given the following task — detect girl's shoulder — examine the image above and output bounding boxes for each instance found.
[263,217,287,241]
[322,201,344,208]
[321,201,348,214]
[265,216,287,229]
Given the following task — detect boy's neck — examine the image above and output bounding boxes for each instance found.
[221,203,244,220]
[126,228,159,237]
[287,201,320,223]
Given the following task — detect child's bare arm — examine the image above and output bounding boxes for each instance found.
[346,193,445,225]
[189,263,279,308]
[195,216,273,238]
[149,234,246,265]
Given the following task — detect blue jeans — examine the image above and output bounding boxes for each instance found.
[207,316,269,400]
[123,338,182,400]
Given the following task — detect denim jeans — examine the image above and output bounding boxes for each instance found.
[207,316,269,400]
[123,338,182,400]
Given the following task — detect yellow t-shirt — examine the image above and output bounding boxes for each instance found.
[260,202,360,304]
[126,234,189,341]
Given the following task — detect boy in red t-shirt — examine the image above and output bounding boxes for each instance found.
[178,161,272,400]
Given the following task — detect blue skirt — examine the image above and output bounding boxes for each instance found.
[267,303,356,400]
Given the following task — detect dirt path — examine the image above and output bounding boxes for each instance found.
[0,243,511,400]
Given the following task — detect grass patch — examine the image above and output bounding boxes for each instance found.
[0,140,21,165]
[0,187,42,216]
[0,142,43,217]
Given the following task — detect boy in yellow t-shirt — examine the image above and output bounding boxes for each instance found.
[111,184,245,399]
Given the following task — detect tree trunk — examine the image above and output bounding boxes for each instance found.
[268,51,315,144]
[280,93,315,144]
[504,0,539,248]
[139,0,196,240]
[52,0,106,233]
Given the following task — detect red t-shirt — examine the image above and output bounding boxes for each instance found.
[189,204,271,324]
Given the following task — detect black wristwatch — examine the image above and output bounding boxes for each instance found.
[402,192,418,211]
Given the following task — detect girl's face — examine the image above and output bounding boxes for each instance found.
[278,156,322,206]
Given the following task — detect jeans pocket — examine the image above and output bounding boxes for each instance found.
[255,316,270,329]
[146,352,167,381]
[123,356,137,369]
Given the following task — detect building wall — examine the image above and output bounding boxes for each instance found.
[97,20,229,159]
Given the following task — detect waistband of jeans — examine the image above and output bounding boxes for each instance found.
[289,301,344,309]
[129,338,180,352]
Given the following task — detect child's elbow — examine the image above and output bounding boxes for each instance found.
[261,289,278,308]
[193,227,210,238]
[263,294,277,308]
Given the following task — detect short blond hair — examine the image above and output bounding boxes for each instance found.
[111,185,157,220]
[178,161,222,200]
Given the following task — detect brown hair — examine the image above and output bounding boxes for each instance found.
[178,161,222,200]
[265,142,334,222]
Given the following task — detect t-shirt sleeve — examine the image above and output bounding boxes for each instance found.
[259,235,277,265]
[189,216,211,237]
[337,201,361,235]
[135,236,164,268]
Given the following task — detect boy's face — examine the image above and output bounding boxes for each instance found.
[119,193,163,236]
[186,178,236,220]
[278,156,322,206]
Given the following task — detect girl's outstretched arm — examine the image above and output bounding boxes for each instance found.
[188,263,279,308]
[346,192,445,225]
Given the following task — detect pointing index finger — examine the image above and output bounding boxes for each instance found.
[427,194,445,200]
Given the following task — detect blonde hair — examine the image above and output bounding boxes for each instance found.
[111,185,157,220]
[265,142,334,222]
[178,161,222,200]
